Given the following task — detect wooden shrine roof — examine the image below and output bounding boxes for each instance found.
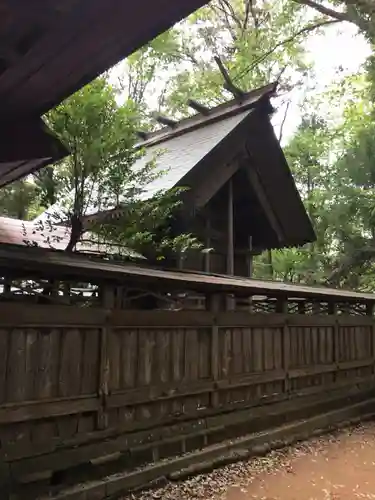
[0,216,144,259]
[0,244,373,303]
[68,82,315,250]
[131,84,278,200]
[0,0,209,118]
[0,117,68,188]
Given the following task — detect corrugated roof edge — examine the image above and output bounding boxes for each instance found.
[0,244,373,303]
[136,82,278,149]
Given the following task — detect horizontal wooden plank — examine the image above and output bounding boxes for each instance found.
[112,311,285,328]
[337,316,374,326]
[107,370,287,409]
[107,360,372,411]
[293,375,375,398]
[216,312,286,327]
[9,385,374,479]
[0,396,99,425]
[288,315,374,327]
[0,303,107,327]
[289,359,374,379]
[0,359,370,428]
[0,304,372,330]
[110,310,214,328]
[4,374,373,466]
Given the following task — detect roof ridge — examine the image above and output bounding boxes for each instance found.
[136,81,277,149]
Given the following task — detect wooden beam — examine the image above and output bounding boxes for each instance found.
[214,56,245,100]
[247,236,253,278]
[187,99,210,115]
[193,157,240,209]
[152,112,178,128]
[136,130,149,141]
[204,217,211,273]
[244,163,284,243]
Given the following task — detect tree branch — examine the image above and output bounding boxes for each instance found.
[291,0,371,33]
[234,18,341,83]
[278,100,291,144]
[292,0,351,22]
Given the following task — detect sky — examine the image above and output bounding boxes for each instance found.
[272,21,371,143]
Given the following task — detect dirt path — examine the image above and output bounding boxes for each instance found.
[123,422,375,500]
[226,424,375,500]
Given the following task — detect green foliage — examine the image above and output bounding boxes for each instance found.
[25,78,202,257]
[0,180,41,220]
[161,0,313,116]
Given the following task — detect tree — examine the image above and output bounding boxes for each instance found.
[28,77,201,260]
[158,0,321,116]
[252,112,337,284]
[113,0,337,122]
[0,180,41,220]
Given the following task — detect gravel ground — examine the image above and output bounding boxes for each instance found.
[122,422,375,500]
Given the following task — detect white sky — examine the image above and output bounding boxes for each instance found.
[274,21,371,143]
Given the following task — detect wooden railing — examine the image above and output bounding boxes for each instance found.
[0,248,374,495]
[0,299,374,489]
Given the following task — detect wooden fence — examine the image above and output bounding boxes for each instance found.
[0,300,374,491]
[0,247,374,496]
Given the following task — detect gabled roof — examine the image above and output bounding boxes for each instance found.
[34,84,278,223]
[137,109,254,200]
[127,82,315,249]
[36,82,316,250]
[129,84,277,203]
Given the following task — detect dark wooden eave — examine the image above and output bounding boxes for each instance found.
[0,117,68,187]
[0,0,210,118]
[0,244,373,303]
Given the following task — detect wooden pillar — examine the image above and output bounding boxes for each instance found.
[226,178,234,276]
[247,236,253,312]
[247,236,253,278]
[97,284,113,430]
[329,302,340,381]
[298,300,306,315]
[178,253,184,270]
[366,302,375,373]
[312,301,321,315]
[204,216,211,273]
[207,294,221,408]
[226,179,235,310]
[277,297,290,394]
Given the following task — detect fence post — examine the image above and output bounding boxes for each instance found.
[97,284,114,430]
[328,302,339,382]
[277,297,290,395]
[207,293,221,408]
[366,303,375,375]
